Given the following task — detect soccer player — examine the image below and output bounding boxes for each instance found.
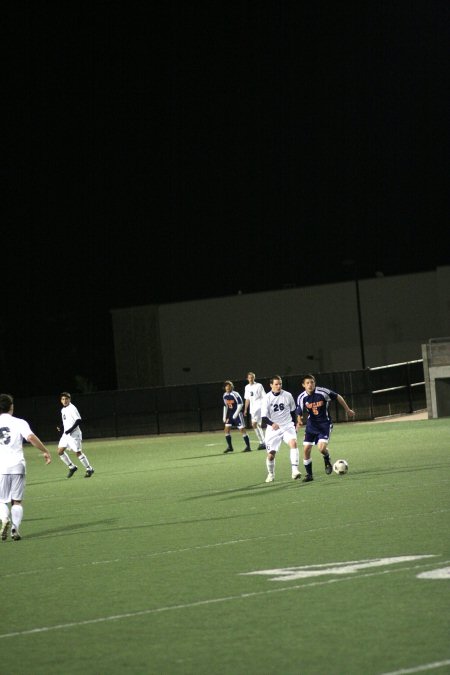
[244,372,266,449]
[0,393,52,541]
[261,375,301,482]
[222,381,252,453]
[296,374,355,482]
[57,392,94,478]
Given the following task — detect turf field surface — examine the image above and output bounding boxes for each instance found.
[1,417,449,675]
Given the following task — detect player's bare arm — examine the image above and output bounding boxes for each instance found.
[337,395,355,417]
[27,434,52,464]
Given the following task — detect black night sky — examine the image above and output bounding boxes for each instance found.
[3,2,449,397]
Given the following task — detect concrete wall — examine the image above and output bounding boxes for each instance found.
[111,266,450,389]
[422,337,450,419]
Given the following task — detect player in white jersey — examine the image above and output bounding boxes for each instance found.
[261,376,301,483]
[57,392,94,478]
[244,372,266,449]
[0,393,51,541]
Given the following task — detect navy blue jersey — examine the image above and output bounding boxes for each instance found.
[223,390,244,420]
[296,386,338,426]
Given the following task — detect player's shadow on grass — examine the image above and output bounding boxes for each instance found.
[28,478,74,486]
[178,454,225,460]
[183,481,300,501]
[25,518,118,540]
[328,463,445,479]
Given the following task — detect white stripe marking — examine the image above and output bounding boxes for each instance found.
[417,567,450,580]
[0,560,441,640]
[379,659,450,674]
[241,556,436,581]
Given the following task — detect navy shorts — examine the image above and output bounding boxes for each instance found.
[303,421,333,445]
[224,412,246,429]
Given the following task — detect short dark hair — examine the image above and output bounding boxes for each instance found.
[270,375,282,384]
[302,374,316,383]
[60,392,71,398]
[0,393,13,413]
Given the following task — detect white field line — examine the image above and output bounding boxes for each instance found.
[1,504,449,579]
[0,560,445,641]
[2,504,448,580]
[379,659,450,674]
[0,532,295,579]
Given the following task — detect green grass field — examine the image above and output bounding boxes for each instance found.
[1,418,449,675]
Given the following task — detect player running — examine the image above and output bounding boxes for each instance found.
[57,393,95,478]
[296,374,355,482]
[261,375,301,482]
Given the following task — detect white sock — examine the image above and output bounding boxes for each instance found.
[290,447,299,468]
[11,504,23,531]
[78,454,91,469]
[0,503,10,523]
[266,458,275,475]
[59,452,73,467]
[256,426,265,443]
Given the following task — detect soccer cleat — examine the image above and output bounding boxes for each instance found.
[242,447,251,452]
[265,473,274,483]
[257,443,266,450]
[11,528,21,541]
[85,468,95,478]
[223,448,234,454]
[67,465,78,478]
[291,469,301,480]
[325,464,333,475]
[1,521,10,541]
[302,474,314,482]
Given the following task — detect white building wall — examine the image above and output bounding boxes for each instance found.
[111,266,450,388]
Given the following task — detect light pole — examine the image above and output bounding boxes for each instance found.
[343,260,366,369]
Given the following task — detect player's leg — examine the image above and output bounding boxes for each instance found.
[10,475,25,540]
[75,450,95,477]
[238,416,251,452]
[73,432,94,477]
[252,411,266,449]
[0,476,11,540]
[287,437,301,479]
[265,428,281,482]
[58,438,78,478]
[256,426,266,449]
[302,435,315,482]
[224,423,234,453]
[318,423,333,474]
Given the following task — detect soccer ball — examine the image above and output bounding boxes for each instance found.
[333,459,349,475]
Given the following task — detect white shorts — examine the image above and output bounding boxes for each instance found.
[250,408,262,425]
[264,423,297,453]
[0,474,26,503]
[59,430,82,453]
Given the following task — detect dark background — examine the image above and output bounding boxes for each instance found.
[3,1,449,397]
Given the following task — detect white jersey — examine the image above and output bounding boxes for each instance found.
[244,382,266,414]
[0,412,31,474]
[261,389,296,430]
[61,403,81,432]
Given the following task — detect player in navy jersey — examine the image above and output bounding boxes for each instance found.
[222,381,252,453]
[296,374,355,482]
